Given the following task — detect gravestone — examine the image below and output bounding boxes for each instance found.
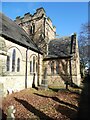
[7,105,16,120]
[41,67,48,90]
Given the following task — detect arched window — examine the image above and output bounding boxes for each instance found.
[7,56,10,71]
[33,56,35,73]
[30,61,32,73]
[17,58,20,72]
[56,61,59,74]
[51,61,54,75]
[36,62,38,73]
[30,26,32,34]
[12,49,16,72]
[30,24,35,34]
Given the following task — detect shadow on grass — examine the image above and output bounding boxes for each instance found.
[0,108,7,120]
[49,86,81,96]
[49,87,66,92]
[68,90,81,96]
[14,97,53,120]
[55,104,77,120]
[34,93,77,120]
[34,93,78,110]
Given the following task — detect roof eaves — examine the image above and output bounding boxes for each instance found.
[0,33,43,54]
[43,55,72,61]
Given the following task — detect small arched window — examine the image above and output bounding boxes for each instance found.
[17,58,20,72]
[51,61,54,75]
[7,56,10,71]
[32,24,35,33]
[12,49,16,72]
[30,26,32,34]
[30,24,35,34]
[56,61,59,74]
[30,61,32,73]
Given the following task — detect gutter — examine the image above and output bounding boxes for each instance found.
[0,34,43,55]
[43,56,72,61]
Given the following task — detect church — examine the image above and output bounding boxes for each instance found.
[0,7,81,96]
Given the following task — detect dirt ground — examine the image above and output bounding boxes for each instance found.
[1,88,80,120]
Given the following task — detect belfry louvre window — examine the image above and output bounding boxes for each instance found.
[17,58,20,72]
[30,26,33,34]
[32,24,35,33]
[30,24,35,34]
[12,49,16,72]
[7,56,10,71]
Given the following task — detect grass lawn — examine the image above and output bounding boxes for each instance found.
[1,87,80,120]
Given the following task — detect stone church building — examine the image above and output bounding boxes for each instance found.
[0,7,81,96]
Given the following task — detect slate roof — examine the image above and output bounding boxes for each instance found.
[0,12,42,54]
[47,36,73,59]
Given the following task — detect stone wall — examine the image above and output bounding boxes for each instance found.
[0,36,43,96]
[47,34,81,87]
[47,75,66,88]
[46,52,81,87]
[45,59,70,87]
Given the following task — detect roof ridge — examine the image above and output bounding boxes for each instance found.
[0,12,42,54]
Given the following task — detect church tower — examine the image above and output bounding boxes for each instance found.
[15,7,56,55]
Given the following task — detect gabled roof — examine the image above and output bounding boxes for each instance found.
[0,12,42,54]
[42,35,77,61]
[48,36,72,58]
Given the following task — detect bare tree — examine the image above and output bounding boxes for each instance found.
[78,23,90,77]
